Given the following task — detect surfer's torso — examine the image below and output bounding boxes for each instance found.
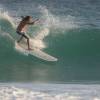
[17,20,29,33]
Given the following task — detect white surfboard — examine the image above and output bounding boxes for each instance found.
[15,41,58,62]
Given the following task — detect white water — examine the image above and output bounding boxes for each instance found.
[0,11,16,28]
[39,6,79,31]
[0,83,100,100]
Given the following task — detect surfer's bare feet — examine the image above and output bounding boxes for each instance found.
[28,48,33,50]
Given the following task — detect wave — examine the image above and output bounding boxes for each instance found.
[0,5,80,37]
[0,1,100,82]
[0,5,85,57]
[0,5,79,49]
[0,83,100,100]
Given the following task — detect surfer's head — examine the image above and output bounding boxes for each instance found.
[23,16,32,21]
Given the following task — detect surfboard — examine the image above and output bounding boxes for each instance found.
[15,41,58,62]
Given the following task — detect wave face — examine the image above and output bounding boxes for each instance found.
[0,0,100,83]
[0,83,100,100]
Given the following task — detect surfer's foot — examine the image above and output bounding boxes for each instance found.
[28,48,33,50]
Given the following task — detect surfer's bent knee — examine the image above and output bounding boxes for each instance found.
[16,31,29,40]
[17,31,24,36]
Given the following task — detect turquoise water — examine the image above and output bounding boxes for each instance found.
[0,0,100,83]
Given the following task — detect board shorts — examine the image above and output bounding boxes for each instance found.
[16,31,28,39]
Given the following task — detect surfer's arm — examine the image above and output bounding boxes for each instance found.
[27,19,39,25]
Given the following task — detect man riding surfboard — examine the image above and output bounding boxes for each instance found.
[16,16,39,50]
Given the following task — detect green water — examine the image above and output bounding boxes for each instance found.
[0,0,100,83]
[0,28,100,83]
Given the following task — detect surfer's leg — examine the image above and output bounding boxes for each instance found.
[17,31,31,50]
[26,37,30,50]
[17,31,24,43]
[17,35,23,43]
[22,34,31,50]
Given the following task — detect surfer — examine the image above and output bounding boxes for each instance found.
[16,16,39,50]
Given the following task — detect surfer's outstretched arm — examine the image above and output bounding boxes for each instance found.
[27,19,39,25]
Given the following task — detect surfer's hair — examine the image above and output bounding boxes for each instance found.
[23,16,31,21]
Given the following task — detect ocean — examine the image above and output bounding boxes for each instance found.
[0,0,100,99]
